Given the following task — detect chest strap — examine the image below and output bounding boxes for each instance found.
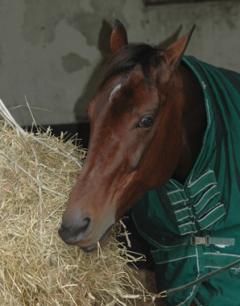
[192,235,235,247]
[153,257,240,300]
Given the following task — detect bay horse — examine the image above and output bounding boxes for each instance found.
[59,21,240,306]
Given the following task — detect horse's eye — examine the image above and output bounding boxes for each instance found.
[137,115,154,128]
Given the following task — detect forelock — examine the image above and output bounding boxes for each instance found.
[101,43,161,87]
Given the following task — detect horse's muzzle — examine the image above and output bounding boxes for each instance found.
[58,217,91,245]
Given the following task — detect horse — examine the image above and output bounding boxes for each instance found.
[59,20,240,306]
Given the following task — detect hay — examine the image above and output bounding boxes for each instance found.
[0,101,152,306]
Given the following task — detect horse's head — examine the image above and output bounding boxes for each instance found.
[59,21,194,251]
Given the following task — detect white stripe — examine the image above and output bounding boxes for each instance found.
[205,265,240,271]
[195,245,200,274]
[200,212,225,230]
[169,179,183,189]
[198,203,224,222]
[203,252,240,258]
[176,284,198,306]
[193,185,219,208]
[175,207,190,214]
[109,84,122,100]
[188,169,214,188]
[177,215,190,222]
[179,221,195,228]
[155,254,196,265]
[190,183,216,199]
[167,188,184,196]
[180,229,198,236]
[171,199,187,206]
[204,265,221,269]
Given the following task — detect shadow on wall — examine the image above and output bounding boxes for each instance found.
[73,20,183,124]
[74,20,112,123]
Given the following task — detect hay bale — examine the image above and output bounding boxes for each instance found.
[0,101,152,306]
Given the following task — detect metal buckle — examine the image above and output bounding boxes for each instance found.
[191,235,235,247]
[191,235,210,246]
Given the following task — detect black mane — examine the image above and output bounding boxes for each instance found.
[101,43,161,87]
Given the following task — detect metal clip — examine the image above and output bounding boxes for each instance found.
[191,235,210,246]
[191,235,235,247]
[158,290,168,298]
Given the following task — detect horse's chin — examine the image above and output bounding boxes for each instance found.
[81,244,98,252]
[78,224,113,253]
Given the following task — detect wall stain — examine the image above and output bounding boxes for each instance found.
[22,0,64,45]
[62,52,90,73]
[22,0,127,46]
[66,0,127,46]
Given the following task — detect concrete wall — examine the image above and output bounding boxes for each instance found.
[0,0,240,125]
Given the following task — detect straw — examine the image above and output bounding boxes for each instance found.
[0,100,156,306]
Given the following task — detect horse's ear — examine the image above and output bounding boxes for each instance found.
[158,25,183,50]
[163,25,195,70]
[110,19,128,54]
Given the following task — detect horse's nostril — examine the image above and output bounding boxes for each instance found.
[77,217,91,235]
[58,217,91,244]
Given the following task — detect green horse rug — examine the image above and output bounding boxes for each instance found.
[132,56,240,306]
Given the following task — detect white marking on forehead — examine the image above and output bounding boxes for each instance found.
[109,83,122,101]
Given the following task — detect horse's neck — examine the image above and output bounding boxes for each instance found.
[173,63,207,183]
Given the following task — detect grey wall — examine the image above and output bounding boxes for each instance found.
[0,0,240,125]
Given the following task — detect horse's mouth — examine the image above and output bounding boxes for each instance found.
[81,244,97,252]
[79,224,114,252]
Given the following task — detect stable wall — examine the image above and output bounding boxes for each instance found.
[0,0,239,125]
